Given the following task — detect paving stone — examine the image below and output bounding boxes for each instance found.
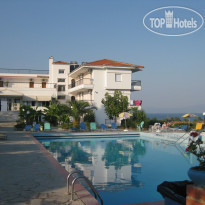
[0,122,85,205]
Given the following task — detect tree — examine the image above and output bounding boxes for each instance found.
[19,105,42,125]
[101,90,129,122]
[67,100,95,128]
[130,107,148,128]
[43,102,71,125]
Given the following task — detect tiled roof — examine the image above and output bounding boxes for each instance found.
[84,59,144,68]
[53,61,70,65]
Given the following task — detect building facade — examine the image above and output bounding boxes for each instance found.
[0,57,144,124]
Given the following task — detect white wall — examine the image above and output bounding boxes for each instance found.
[92,69,107,125]
[49,58,71,103]
[106,69,131,90]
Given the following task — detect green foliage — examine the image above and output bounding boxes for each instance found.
[101,90,129,121]
[131,108,147,124]
[67,100,96,128]
[193,117,203,122]
[15,122,26,130]
[84,112,95,123]
[186,132,205,169]
[19,105,42,125]
[43,102,71,126]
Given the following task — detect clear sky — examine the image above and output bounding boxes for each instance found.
[0,0,205,113]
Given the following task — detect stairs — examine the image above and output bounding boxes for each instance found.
[0,111,19,122]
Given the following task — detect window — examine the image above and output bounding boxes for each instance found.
[14,99,20,103]
[42,101,49,106]
[58,85,65,91]
[59,69,65,74]
[42,82,46,88]
[57,95,66,100]
[115,74,122,82]
[58,78,65,82]
[29,82,34,88]
[31,101,35,106]
[0,81,3,87]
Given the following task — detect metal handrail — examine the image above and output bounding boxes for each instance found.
[67,171,103,205]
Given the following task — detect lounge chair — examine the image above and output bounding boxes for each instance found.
[90,122,97,131]
[34,124,40,131]
[100,124,107,130]
[195,123,203,131]
[137,121,144,131]
[80,122,86,131]
[111,122,118,129]
[44,122,51,131]
[25,125,32,131]
[181,124,188,131]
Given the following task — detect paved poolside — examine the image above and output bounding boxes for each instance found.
[0,122,167,205]
[0,122,88,205]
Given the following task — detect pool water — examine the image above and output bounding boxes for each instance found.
[38,136,198,205]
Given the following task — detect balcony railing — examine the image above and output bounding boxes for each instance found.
[0,82,56,89]
[68,78,93,89]
[130,100,142,106]
[131,80,141,86]
[131,80,141,91]
[0,68,49,74]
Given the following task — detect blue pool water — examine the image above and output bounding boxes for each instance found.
[38,136,198,205]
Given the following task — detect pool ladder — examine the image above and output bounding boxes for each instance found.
[67,171,103,205]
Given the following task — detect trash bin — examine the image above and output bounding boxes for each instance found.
[157,180,193,205]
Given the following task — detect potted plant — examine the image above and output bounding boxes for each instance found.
[186,131,205,186]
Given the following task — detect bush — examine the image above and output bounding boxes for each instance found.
[15,122,26,131]
[61,123,72,130]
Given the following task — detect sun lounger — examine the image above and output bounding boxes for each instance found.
[195,123,203,131]
[25,125,32,131]
[181,125,188,131]
[111,122,118,129]
[100,124,108,130]
[137,121,144,131]
[80,122,86,131]
[90,122,97,131]
[44,122,51,131]
[34,124,40,131]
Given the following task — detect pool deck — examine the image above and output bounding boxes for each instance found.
[0,122,174,205]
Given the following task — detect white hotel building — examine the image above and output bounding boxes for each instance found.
[0,57,144,124]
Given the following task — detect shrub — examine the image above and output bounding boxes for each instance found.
[15,122,26,131]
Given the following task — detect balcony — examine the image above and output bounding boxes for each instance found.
[129,100,142,108]
[0,82,57,98]
[131,80,141,91]
[0,82,56,89]
[68,78,94,94]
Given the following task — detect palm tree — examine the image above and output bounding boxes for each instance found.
[67,100,95,128]
[43,102,71,125]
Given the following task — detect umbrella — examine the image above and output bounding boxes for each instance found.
[119,112,133,131]
[182,114,198,118]
[182,113,198,128]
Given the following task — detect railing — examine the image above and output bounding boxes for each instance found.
[0,68,49,74]
[67,171,103,205]
[82,100,94,105]
[0,82,56,89]
[130,100,142,106]
[68,78,93,89]
[131,80,141,86]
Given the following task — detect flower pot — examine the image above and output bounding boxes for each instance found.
[188,166,205,187]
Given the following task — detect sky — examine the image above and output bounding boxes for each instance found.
[0,0,205,113]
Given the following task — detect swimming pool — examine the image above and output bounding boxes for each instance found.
[38,136,197,204]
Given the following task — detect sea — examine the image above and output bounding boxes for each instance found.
[147,113,204,121]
